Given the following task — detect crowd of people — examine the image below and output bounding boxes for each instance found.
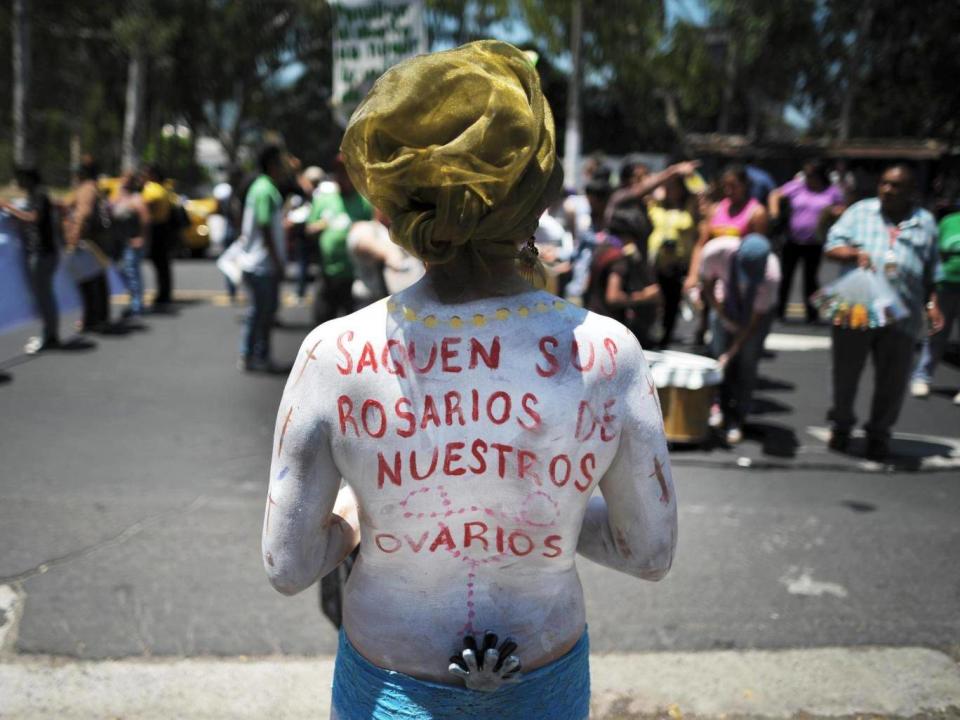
[0,156,187,351]
[528,154,955,457]
[3,144,958,461]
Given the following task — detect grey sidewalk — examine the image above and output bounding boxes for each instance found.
[3,647,960,719]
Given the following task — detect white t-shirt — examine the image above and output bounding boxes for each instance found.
[699,236,781,314]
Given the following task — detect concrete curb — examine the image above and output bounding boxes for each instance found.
[0,583,25,654]
[2,647,959,719]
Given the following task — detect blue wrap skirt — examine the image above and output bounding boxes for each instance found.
[331,628,590,720]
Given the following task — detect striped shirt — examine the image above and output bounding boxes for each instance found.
[825,198,940,337]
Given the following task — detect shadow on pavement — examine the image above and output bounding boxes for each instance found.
[749,395,793,415]
[58,336,99,351]
[832,435,956,472]
[755,375,796,392]
[744,421,800,458]
[930,387,959,400]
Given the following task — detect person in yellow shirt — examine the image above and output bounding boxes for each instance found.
[142,164,175,309]
[647,175,700,347]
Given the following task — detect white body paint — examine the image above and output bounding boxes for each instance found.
[262,281,677,683]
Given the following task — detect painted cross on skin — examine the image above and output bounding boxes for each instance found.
[293,339,323,386]
[265,492,279,534]
[278,407,294,457]
[646,375,661,414]
[650,456,669,504]
[265,467,289,535]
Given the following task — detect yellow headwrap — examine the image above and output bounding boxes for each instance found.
[340,40,563,270]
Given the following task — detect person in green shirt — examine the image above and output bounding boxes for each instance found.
[911,210,960,403]
[238,145,287,372]
[307,156,372,325]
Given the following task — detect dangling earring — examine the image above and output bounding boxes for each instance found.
[517,236,546,289]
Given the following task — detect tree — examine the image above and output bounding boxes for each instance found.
[814,0,960,141]
[113,1,180,171]
[12,0,31,167]
[699,0,822,140]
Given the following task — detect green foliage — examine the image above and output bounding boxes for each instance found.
[3,0,958,185]
[813,0,960,140]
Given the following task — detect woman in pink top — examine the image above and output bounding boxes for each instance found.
[706,165,768,239]
[685,165,769,343]
[686,165,768,290]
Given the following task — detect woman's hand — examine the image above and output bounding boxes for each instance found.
[448,631,521,691]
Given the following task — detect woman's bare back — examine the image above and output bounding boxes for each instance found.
[263,281,676,683]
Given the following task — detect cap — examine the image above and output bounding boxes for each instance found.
[736,233,771,285]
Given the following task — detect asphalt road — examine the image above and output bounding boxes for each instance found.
[1,261,958,660]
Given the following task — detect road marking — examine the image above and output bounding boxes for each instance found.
[779,566,848,598]
[764,333,832,351]
[807,426,960,470]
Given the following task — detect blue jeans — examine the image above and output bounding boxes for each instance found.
[122,245,144,314]
[912,286,960,383]
[712,312,765,428]
[241,271,279,362]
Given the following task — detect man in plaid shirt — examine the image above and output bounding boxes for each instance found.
[824,165,944,461]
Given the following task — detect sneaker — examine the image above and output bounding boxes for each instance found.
[708,403,724,429]
[725,426,743,445]
[865,436,889,462]
[827,430,850,452]
[910,380,930,398]
[24,337,62,354]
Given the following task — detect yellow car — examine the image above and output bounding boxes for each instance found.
[181,197,218,257]
[97,177,217,257]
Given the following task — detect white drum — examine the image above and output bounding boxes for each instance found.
[645,350,721,444]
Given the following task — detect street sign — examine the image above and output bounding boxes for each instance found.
[331,0,427,127]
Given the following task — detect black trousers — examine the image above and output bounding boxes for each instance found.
[79,272,109,330]
[778,240,823,321]
[313,274,355,325]
[828,326,914,441]
[657,263,687,348]
[25,252,60,342]
[149,224,173,305]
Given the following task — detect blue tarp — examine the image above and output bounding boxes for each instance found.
[0,214,123,334]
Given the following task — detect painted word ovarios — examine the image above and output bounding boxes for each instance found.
[373,521,564,559]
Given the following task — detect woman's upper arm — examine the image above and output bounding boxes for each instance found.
[598,341,677,574]
[262,329,346,593]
